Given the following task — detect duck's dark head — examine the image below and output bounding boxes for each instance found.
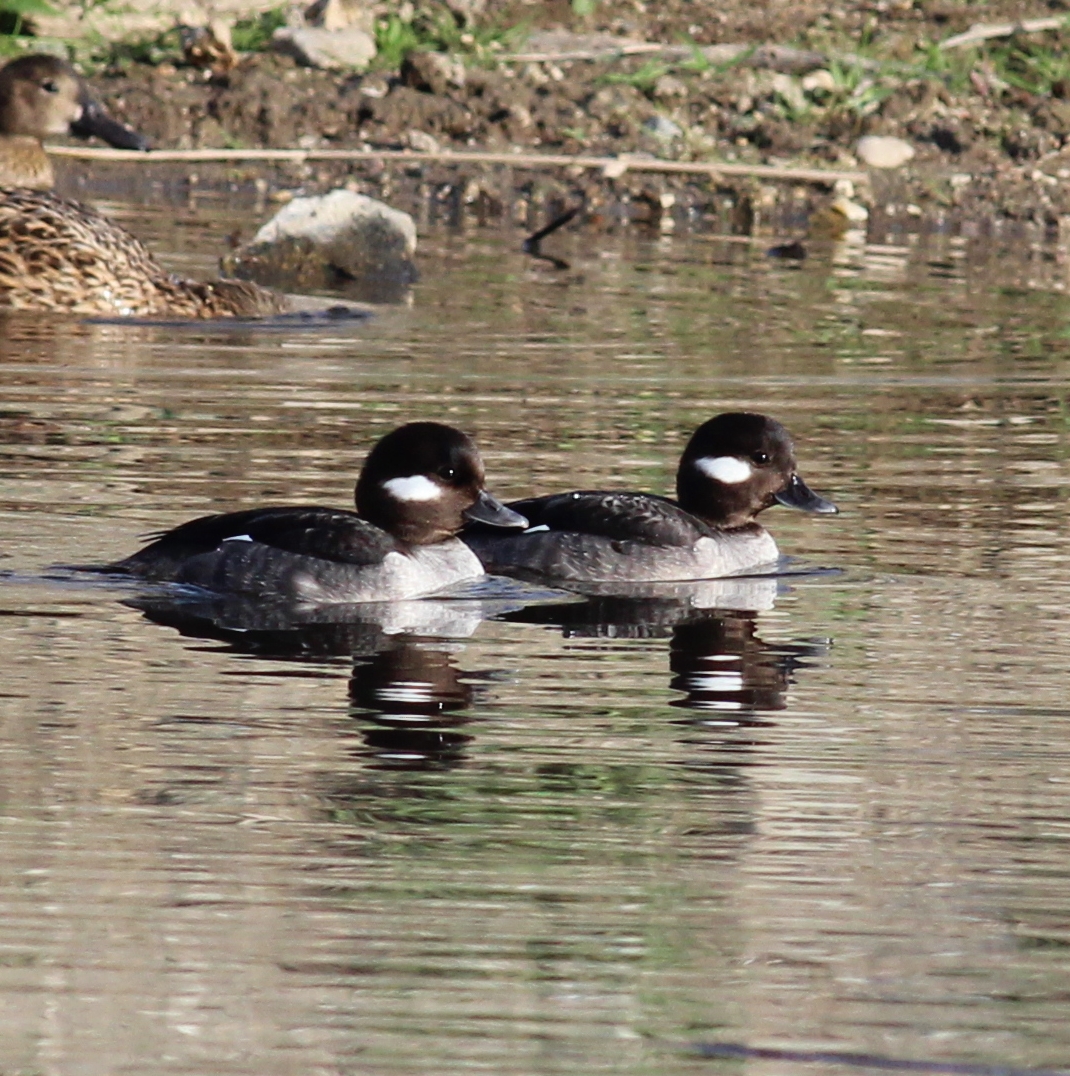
[676,412,837,529]
[356,421,527,545]
[0,54,148,149]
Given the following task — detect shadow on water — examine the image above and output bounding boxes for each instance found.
[83,303,375,331]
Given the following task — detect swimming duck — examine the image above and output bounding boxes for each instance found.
[104,421,528,603]
[463,412,837,583]
[0,52,148,188]
[0,53,285,317]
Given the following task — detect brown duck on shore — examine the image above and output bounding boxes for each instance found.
[0,54,286,318]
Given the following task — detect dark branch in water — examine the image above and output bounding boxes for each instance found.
[522,205,582,270]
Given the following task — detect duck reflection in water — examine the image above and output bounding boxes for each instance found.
[124,593,512,769]
[669,611,825,720]
[349,636,475,769]
[504,574,829,726]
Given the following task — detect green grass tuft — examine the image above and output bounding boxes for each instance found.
[372,9,526,70]
[231,7,287,53]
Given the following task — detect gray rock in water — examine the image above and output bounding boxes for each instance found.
[222,190,418,304]
[272,25,376,70]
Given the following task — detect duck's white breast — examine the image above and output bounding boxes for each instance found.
[292,538,485,604]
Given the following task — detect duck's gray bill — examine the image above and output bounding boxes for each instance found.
[464,490,529,529]
[774,473,838,514]
[73,95,152,151]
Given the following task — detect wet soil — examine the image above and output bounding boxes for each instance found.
[77,0,1070,226]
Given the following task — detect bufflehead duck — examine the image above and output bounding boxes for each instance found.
[463,412,836,583]
[0,54,285,317]
[107,422,527,603]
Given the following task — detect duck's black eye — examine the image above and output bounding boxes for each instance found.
[752,451,770,466]
[40,80,59,94]
[438,465,457,481]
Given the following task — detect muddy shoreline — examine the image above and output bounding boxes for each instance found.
[47,2,1070,228]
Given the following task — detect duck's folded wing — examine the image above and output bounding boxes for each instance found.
[507,492,712,547]
[238,508,398,565]
[116,507,395,577]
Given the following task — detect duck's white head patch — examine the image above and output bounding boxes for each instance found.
[382,475,443,502]
[694,456,753,484]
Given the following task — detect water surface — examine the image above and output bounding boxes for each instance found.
[3,191,1070,1075]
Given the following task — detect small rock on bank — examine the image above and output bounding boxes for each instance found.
[272,25,376,70]
[222,189,418,303]
[855,135,915,170]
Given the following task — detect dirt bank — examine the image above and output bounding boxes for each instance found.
[58,1,1070,227]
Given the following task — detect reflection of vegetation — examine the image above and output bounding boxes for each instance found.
[320,754,675,835]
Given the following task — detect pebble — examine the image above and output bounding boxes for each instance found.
[406,129,441,153]
[644,115,682,144]
[770,73,806,114]
[856,135,916,169]
[801,69,837,93]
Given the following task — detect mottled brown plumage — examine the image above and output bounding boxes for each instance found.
[0,187,287,316]
[0,54,287,318]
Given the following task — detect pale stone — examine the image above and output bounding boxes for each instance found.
[406,129,441,153]
[770,72,806,114]
[222,189,417,304]
[272,25,376,70]
[505,103,533,130]
[801,69,836,93]
[249,189,416,254]
[830,195,869,223]
[856,135,916,169]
